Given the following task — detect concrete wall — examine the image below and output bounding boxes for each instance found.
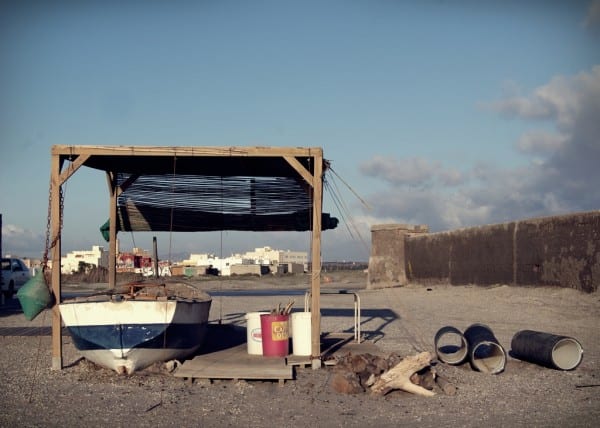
[405,222,515,286]
[230,264,263,276]
[369,211,600,292]
[367,224,428,289]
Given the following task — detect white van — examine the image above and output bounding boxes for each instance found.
[1,258,32,298]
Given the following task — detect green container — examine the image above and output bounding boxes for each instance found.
[16,272,54,321]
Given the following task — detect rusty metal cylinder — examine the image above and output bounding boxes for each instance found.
[434,326,468,365]
[463,323,506,374]
[511,330,583,370]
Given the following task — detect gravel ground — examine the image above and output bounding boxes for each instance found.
[1,271,598,427]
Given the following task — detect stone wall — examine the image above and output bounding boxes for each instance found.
[368,211,600,292]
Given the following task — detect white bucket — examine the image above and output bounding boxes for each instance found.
[245,312,268,355]
[291,311,312,356]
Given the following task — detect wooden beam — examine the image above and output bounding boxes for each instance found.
[50,153,62,370]
[51,145,323,158]
[310,151,323,369]
[283,156,314,187]
[58,154,90,184]
[117,173,140,194]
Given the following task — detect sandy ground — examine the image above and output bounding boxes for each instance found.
[1,271,598,427]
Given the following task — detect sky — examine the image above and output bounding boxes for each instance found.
[1,0,599,263]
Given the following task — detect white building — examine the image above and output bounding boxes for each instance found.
[180,246,307,276]
[60,245,108,274]
[279,249,308,269]
[181,253,244,276]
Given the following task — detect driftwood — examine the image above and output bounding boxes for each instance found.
[410,366,436,391]
[435,373,457,395]
[371,351,435,397]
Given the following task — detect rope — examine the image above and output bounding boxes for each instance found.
[116,174,311,214]
[111,172,338,232]
[324,176,370,255]
[322,169,371,257]
[129,231,136,248]
[218,177,223,324]
[328,166,372,211]
[27,310,49,403]
[168,155,177,266]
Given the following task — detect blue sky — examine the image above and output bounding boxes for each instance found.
[1,0,599,262]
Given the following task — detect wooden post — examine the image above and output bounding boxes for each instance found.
[108,174,117,289]
[50,153,62,370]
[310,149,323,369]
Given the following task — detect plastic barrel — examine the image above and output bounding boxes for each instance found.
[291,312,312,356]
[434,326,468,365]
[260,314,290,357]
[511,330,583,370]
[245,312,268,355]
[463,323,506,374]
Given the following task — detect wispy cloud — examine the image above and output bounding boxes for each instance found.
[583,0,600,29]
[515,130,567,154]
[1,224,45,258]
[357,66,600,232]
[360,156,466,188]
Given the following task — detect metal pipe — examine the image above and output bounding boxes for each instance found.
[463,323,506,374]
[434,326,468,365]
[511,330,583,370]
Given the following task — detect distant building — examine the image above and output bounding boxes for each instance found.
[279,249,308,271]
[60,245,108,274]
[180,253,244,276]
[179,246,308,276]
[117,247,153,271]
[56,244,307,277]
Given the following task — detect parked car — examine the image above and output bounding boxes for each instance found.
[1,257,32,298]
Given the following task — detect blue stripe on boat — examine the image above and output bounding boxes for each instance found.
[66,323,208,351]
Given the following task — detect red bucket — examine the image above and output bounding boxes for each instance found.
[260,314,290,357]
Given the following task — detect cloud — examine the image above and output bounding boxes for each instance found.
[583,0,600,28]
[515,130,567,154]
[360,156,466,188]
[357,66,600,233]
[359,156,439,187]
[489,67,599,130]
[1,224,45,258]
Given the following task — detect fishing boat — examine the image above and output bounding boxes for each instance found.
[59,281,212,375]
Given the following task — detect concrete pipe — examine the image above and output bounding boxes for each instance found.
[434,326,468,365]
[463,323,506,374]
[511,330,583,370]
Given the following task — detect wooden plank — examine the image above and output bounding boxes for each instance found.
[174,343,293,381]
[286,354,312,368]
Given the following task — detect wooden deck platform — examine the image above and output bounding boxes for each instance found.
[175,342,293,385]
[174,323,292,384]
[174,324,384,384]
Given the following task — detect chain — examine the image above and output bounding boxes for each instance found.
[42,179,64,271]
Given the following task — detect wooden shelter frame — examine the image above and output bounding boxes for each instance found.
[49,145,325,370]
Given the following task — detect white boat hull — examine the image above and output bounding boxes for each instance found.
[60,296,211,374]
